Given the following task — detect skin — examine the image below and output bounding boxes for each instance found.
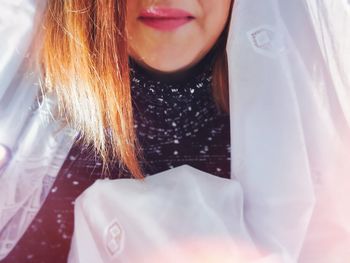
[126,0,232,72]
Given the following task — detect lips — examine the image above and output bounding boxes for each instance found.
[138,7,195,31]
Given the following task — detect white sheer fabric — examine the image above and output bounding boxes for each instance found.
[228,0,350,261]
[0,0,77,260]
[0,0,349,262]
[69,165,282,263]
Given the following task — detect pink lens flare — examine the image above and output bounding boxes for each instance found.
[131,237,278,263]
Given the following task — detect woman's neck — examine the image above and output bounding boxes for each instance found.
[128,47,217,84]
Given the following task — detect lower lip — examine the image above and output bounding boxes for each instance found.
[138,17,194,31]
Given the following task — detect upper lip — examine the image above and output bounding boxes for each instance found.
[138,7,195,19]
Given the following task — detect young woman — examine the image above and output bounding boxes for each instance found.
[1,0,350,262]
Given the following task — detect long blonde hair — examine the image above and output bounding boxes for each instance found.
[39,0,232,178]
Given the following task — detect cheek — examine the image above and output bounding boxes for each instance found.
[126,0,148,45]
[126,2,139,39]
[201,0,231,40]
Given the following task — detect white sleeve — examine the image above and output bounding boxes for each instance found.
[0,0,76,260]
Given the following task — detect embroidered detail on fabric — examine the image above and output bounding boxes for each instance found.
[105,220,124,257]
[247,25,285,57]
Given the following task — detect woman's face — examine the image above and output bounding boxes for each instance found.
[126,0,232,72]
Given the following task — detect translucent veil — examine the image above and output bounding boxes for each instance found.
[227,0,350,261]
[1,0,350,262]
[0,0,77,259]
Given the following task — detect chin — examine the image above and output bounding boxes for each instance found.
[146,56,197,73]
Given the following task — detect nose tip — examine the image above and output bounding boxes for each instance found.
[0,144,10,170]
